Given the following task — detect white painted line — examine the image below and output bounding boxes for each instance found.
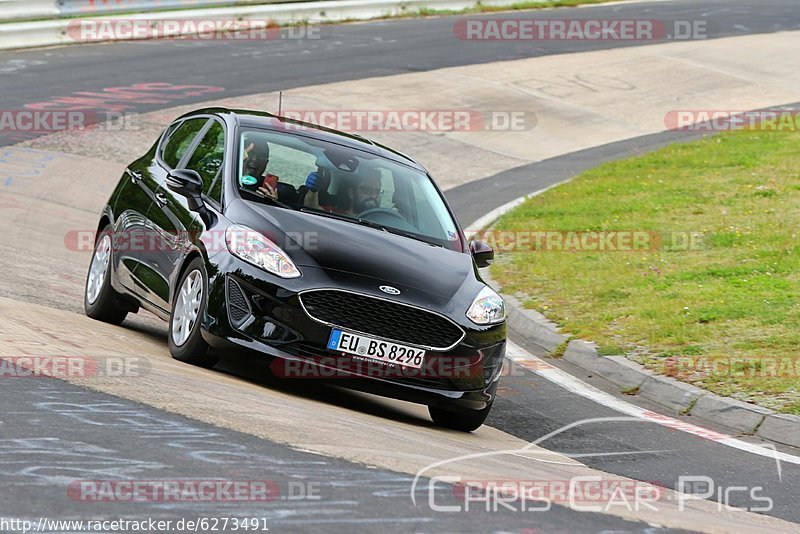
[507,340,800,467]
[464,177,572,238]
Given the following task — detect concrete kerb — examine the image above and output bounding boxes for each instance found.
[692,394,772,436]
[503,292,568,357]
[756,414,800,449]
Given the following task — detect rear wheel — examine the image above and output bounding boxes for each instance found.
[84,226,128,325]
[168,257,218,368]
[429,403,492,432]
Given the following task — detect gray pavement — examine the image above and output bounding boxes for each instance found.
[0,368,662,533]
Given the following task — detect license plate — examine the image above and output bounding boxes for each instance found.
[327,329,425,369]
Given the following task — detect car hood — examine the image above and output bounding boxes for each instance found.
[238,202,479,305]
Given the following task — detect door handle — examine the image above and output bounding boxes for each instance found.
[128,169,142,184]
[155,192,168,207]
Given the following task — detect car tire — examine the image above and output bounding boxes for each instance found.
[168,257,218,368]
[84,226,128,325]
[428,403,492,432]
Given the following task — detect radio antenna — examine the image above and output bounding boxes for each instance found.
[278,91,283,115]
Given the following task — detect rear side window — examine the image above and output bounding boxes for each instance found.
[185,121,225,201]
[161,118,208,169]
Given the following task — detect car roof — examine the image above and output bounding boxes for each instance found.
[178,107,427,172]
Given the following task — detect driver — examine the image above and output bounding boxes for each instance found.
[239,139,280,199]
[352,170,383,213]
[304,168,382,216]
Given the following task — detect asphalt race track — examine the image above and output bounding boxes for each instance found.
[1,0,799,531]
[1,0,798,146]
[2,373,668,532]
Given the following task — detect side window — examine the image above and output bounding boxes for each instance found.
[161,118,208,169]
[184,121,225,201]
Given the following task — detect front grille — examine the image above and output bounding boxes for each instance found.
[299,290,464,350]
[226,277,251,327]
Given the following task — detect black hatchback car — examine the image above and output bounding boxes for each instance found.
[84,108,506,431]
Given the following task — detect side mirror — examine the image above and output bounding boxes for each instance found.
[470,240,494,268]
[167,169,204,212]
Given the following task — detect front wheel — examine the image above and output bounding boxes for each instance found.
[429,403,492,432]
[84,226,128,325]
[168,257,218,368]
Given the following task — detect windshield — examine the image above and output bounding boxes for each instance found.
[236,127,462,251]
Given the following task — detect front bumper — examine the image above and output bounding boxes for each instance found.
[201,255,506,411]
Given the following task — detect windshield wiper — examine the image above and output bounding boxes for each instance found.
[301,207,389,232]
[379,225,443,247]
[300,208,442,247]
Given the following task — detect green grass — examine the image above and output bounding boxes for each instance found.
[549,340,569,359]
[621,385,640,396]
[490,130,800,414]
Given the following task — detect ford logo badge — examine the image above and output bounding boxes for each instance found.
[379,285,401,295]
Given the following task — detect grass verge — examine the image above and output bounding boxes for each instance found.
[490,129,800,414]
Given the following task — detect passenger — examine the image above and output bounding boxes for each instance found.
[304,168,383,216]
[239,139,280,199]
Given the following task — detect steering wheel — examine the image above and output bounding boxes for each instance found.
[357,208,409,224]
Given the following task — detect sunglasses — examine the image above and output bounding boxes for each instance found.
[357,186,384,196]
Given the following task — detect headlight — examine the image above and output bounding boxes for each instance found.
[225,225,301,279]
[466,286,506,325]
